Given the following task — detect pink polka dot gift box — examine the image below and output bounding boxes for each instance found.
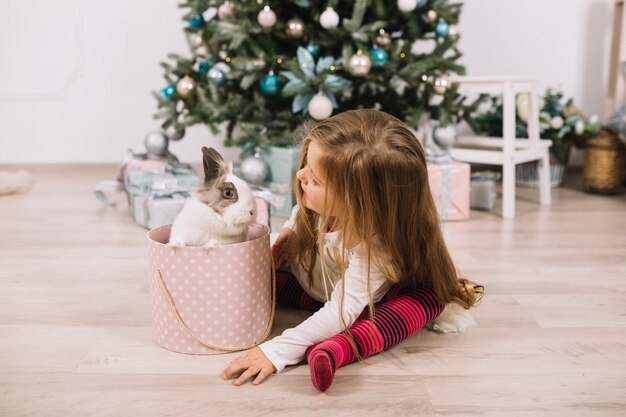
[147,224,275,354]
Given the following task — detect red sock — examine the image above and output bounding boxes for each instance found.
[307,349,336,392]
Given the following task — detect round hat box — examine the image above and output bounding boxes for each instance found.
[147,224,274,354]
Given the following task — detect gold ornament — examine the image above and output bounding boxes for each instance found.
[285,17,305,39]
[176,75,196,98]
[433,77,448,95]
[348,50,372,77]
[427,10,438,23]
[375,29,391,48]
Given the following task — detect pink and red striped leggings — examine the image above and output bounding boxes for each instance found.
[275,269,445,371]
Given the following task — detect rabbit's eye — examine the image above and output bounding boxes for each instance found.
[223,188,235,198]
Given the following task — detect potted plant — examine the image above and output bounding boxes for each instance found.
[473,88,600,186]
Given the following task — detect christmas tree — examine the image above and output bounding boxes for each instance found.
[154,0,481,153]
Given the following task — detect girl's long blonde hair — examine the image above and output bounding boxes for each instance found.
[293,109,483,312]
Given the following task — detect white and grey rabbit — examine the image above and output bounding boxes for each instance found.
[168,147,257,248]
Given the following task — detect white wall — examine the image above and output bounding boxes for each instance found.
[0,0,614,164]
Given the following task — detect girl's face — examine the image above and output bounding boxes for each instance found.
[296,140,329,215]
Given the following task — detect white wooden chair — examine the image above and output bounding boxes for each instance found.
[448,76,552,219]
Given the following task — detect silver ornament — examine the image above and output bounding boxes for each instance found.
[375,29,391,47]
[433,77,448,95]
[144,131,169,156]
[348,50,372,77]
[241,153,269,185]
[432,124,457,150]
[176,75,196,98]
[285,17,305,39]
[165,124,185,141]
[427,10,438,23]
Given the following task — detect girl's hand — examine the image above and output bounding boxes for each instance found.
[222,347,276,386]
[272,228,298,269]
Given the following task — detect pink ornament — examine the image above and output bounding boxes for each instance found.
[257,6,276,28]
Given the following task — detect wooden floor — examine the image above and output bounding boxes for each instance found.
[1,164,626,417]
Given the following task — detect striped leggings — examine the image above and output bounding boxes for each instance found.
[275,270,444,390]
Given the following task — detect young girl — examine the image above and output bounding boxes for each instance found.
[223,109,483,391]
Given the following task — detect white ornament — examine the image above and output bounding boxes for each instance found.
[308,94,334,120]
[398,0,418,12]
[588,114,599,125]
[320,7,340,29]
[257,6,276,28]
[550,116,564,130]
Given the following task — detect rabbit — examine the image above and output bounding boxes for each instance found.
[168,146,257,249]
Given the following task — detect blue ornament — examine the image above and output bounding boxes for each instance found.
[435,20,449,37]
[187,15,205,29]
[197,61,210,74]
[370,47,389,66]
[306,44,321,58]
[416,0,428,8]
[160,84,175,98]
[260,72,281,96]
[207,66,226,85]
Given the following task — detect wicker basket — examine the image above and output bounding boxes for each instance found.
[583,129,626,194]
[515,162,566,188]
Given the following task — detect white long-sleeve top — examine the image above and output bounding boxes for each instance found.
[259,205,391,373]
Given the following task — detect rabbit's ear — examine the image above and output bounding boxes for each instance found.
[201,147,226,186]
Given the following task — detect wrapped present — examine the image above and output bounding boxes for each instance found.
[129,191,191,230]
[248,182,295,219]
[470,171,500,211]
[117,148,179,185]
[125,165,200,229]
[263,182,295,218]
[427,161,470,221]
[268,191,295,218]
[260,145,301,184]
[124,165,198,195]
[257,146,300,218]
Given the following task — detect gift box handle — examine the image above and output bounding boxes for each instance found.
[154,261,276,352]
